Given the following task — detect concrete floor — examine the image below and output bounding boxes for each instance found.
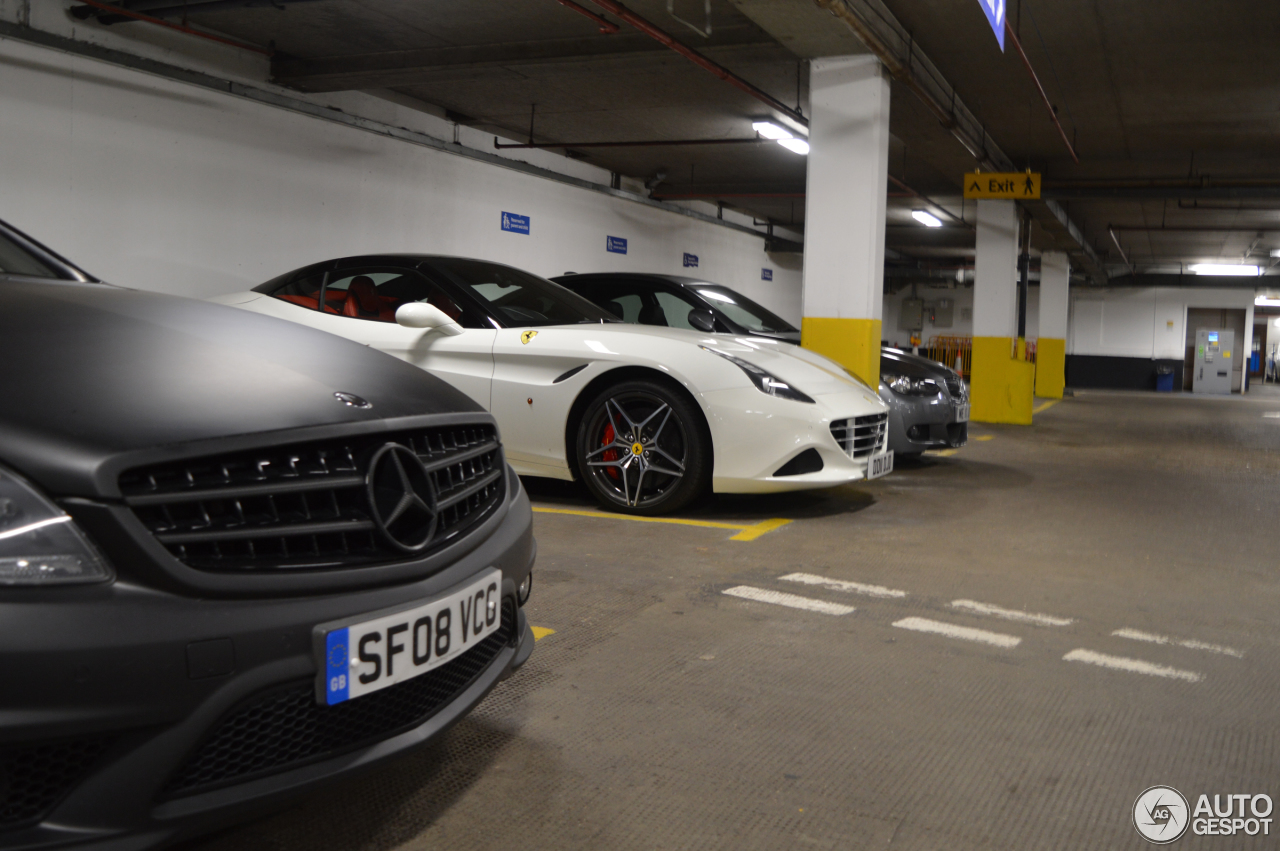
[187,388,1280,850]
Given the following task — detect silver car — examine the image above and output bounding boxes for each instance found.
[553,272,968,459]
[878,347,969,458]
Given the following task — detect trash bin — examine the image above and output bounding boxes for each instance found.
[1155,365,1175,392]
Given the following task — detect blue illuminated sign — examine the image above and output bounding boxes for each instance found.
[683,253,698,268]
[761,268,773,281]
[501,212,530,234]
[607,235,628,254]
[976,0,1006,51]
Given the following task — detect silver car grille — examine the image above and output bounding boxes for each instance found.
[831,413,888,459]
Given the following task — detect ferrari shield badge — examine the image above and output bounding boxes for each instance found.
[521,330,538,345]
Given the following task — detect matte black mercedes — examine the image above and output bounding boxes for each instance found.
[0,221,535,849]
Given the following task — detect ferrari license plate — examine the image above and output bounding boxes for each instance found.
[316,568,502,706]
[953,402,970,422]
[866,450,894,480]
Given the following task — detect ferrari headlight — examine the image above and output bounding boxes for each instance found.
[885,374,941,397]
[701,346,815,403]
[0,466,113,586]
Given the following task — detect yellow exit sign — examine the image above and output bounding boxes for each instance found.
[963,172,1041,199]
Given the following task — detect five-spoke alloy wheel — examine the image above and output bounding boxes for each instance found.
[576,379,711,515]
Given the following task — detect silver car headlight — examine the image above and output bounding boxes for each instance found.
[701,346,815,403]
[885,374,942,397]
[0,465,113,586]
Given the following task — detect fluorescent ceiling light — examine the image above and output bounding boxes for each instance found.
[1255,296,1280,307]
[912,210,943,228]
[752,121,792,140]
[1189,264,1260,276]
[1271,249,1280,258]
[777,138,810,155]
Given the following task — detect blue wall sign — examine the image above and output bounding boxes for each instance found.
[607,235,628,254]
[501,212,530,234]
[976,0,1006,51]
[683,253,698,268]
[761,268,773,281]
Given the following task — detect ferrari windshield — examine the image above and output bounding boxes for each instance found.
[0,230,58,278]
[426,258,615,327]
[692,285,797,334]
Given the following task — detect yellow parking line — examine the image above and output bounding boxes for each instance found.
[532,626,556,641]
[531,507,791,542]
[729,517,792,541]
[930,448,960,457]
[1032,399,1060,414]
[972,435,994,442]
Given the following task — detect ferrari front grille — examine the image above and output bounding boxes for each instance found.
[830,414,888,459]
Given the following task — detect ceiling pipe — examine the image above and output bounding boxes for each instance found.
[580,0,807,128]
[654,192,806,199]
[72,0,319,24]
[554,0,620,33]
[495,136,765,150]
[1110,225,1280,233]
[1108,227,1135,275]
[67,0,272,54]
[1003,20,1078,163]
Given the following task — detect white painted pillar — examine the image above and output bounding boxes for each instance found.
[1036,251,1069,398]
[971,199,1033,422]
[800,55,890,386]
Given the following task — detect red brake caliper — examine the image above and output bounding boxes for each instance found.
[602,423,619,480]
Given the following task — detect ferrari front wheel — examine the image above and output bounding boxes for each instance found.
[575,380,711,515]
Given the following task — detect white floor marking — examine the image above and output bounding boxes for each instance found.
[892,617,1021,648]
[722,586,855,616]
[1063,649,1203,682]
[949,599,1074,627]
[779,572,907,599]
[1263,412,1280,418]
[1112,628,1244,658]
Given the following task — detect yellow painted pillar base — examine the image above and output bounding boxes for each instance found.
[801,317,882,388]
[1034,337,1066,399]
[971,336,1034,424]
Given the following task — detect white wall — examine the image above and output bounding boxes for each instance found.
[0,35,801,318]
[1068,287,1255,360]
[881,285,1043,347]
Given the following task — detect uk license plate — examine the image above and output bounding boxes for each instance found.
[316,568,502,706]
[867,450,894,480]
[954,402,970,422]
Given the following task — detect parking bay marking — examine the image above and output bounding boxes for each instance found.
[779,572,907,599]
[1112,628,1243,658]
[722,586,855,616]
[532,507,791,541]
[950,599,1074,627]
[892,616,1021,648]
[1063,648,1203,682]
[1032,399,1061,415]
[532,627,556,641]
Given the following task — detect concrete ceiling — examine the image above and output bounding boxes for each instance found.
[76,0,1280,278]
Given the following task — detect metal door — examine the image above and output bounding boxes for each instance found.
[1192,328,1234,394]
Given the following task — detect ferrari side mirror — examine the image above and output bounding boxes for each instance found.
[395,302,465,336]
[688,309,717,333]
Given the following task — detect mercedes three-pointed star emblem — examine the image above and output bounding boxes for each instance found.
[365,443,438,553]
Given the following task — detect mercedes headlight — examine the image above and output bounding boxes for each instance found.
[885,374,941,397]
[0,465,113,586]
[701,346,815,403]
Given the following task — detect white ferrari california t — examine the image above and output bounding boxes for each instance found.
[211,255,890,514]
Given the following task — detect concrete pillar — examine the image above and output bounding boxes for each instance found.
[971,199,1034,423]
[800,55,890,387]
[1036,251,1069,398]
